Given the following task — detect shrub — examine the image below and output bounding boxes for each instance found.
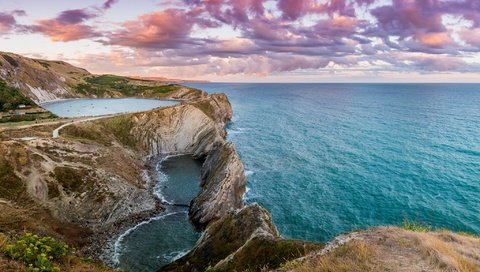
[402,219,432,232]
[0,79,34,111]
[2,233,72,272]
[53,167,89,193]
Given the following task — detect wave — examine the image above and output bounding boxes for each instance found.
[112,211,187,265]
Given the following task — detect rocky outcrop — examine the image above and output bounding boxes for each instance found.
[130,105,224,158]
[0,136,158,229]
[189,142,246,230]
[125,93,246,229]
[163,204,321,272]
[129,93,232,158]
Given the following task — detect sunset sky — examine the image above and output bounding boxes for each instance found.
[1,0,480,82]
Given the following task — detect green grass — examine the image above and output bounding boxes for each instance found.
[0,112,57,124]
[61,124,111,146]
[101,115,136,148]
[0,79,35,112]
[2,233,72,272]
[74,75,189,98]
[401,219,432,232]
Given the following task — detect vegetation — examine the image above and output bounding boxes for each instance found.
[61,123,111,146]
[101,115,136,148]
[0,79,34,112]
[209,237,322,272]
[0,155,24,201]
[281,240,380,272]
[1,233,72,272]
[402,219,432,232]
[53,167,91,193]
[74,75,189,98]
[0,112,57,124]
[62,115,137,148]
[1,54,19,67]
[193,99,216,120]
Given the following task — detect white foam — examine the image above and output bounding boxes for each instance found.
[112,211,186,265]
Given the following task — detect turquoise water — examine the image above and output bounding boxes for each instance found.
[114,156,202,271]
[42,98,178,117]
[187,83,480,242]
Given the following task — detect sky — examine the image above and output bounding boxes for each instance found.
[1,0,480,82]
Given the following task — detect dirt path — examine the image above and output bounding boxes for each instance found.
[52,115,115,138]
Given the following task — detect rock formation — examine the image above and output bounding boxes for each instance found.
[163,204,321,272]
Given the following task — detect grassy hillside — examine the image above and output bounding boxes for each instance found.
[0,52,205,104]
[0,79,34,112]
[74,75,202,98]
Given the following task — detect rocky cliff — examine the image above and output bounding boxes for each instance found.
[0,51,205,104]
[163,204,321,272]
[120,93,247,229]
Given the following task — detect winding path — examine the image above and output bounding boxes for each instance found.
[52,115,116,138]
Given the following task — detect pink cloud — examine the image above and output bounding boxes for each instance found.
[32,19,97,41]
[0,10,25,34]
[460,28,480,47]
[108,9,195,48]
[278,0,312,19]
[416,32,455,48]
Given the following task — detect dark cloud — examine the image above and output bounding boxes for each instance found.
[0,10,26,34]
[103,0,119,10]
[56,9,96,24]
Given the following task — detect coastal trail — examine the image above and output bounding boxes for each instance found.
[52,115,116,138]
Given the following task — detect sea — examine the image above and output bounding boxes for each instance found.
[187,83,480,241]
[48,83,480,270]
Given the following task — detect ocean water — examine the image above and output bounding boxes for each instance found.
[42,98,178,117]
[114,155,202,271]
[187,83,480,242]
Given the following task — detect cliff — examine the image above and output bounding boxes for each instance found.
[115,93,247,229]
[2,52,479,272]
[163,204,321,272]
[0,51,205,104]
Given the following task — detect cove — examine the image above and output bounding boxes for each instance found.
[42,98,179,118]
[113,155,203,271]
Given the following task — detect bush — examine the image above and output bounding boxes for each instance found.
[0,79,34,111]
[2,233,72,272]
[402,219,432,232]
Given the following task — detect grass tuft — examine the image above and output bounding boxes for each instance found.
[402,219,432,232]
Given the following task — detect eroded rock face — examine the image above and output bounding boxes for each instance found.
[126,93,246,230]
[130,93,233,158]
[163,204,277,271]
[0,138,158,229]
[189,142,246,230]
[163,204,321,272]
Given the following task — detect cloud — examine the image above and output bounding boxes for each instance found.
[107,9,196,48]
[103,0,119,10]
[25,1,116,42]
[416,32,455,48]
[0,10,26,34]
[6,0,480,77]
[460,28,480,47]
[30,20,97,42]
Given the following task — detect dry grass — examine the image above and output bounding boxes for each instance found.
[280,227,480,272]
[414,231,478,272]
[281,240,381,272]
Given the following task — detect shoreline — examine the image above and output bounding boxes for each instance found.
[95,153,203,269]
